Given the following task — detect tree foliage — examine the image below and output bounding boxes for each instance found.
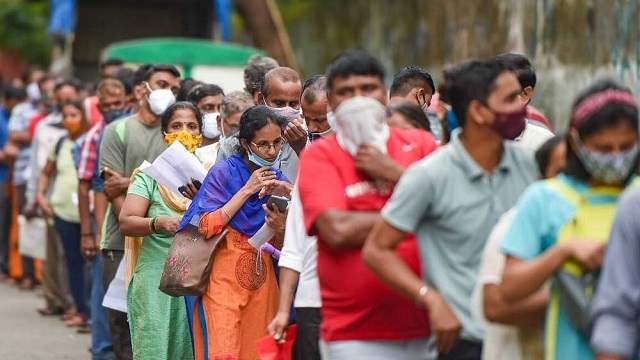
[0,0,51,66]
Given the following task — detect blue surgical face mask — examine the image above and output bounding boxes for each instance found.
[248,148,281,167]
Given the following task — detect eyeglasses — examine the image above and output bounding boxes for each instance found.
[251,137,286,152]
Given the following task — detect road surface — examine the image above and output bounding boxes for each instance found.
[0,281,91,360]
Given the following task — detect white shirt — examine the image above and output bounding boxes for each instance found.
[26,113,66,204]
[278,185,321,308]
[195,142,220,166]
[471,210,523,360]
[516,122,554,150]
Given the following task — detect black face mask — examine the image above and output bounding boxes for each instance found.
[102,108,127,123]
[307,128,333,143]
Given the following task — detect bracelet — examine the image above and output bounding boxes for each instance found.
[81,232,94,236]
[149,217,158,233]
[221,207,231,220]
[416,285,429,304]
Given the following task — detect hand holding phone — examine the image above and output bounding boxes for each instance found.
[266,195,289,212]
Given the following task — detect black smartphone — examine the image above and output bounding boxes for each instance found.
[266,195,289,212]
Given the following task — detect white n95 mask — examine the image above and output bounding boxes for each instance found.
[148,88,176,115]
[202,112,221,139]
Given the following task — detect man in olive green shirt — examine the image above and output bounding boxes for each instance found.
[98,64,180,360]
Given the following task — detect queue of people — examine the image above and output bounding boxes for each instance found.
[0,49,638,360]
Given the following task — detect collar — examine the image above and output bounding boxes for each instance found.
[450,129,512,181]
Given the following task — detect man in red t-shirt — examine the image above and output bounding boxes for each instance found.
[298,50,438,359]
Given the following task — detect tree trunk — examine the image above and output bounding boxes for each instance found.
[235,0,298,70]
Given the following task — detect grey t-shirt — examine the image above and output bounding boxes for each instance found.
[98,114,167,250]
[381,131,539,341]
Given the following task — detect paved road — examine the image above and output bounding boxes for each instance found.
[0,281,91,360]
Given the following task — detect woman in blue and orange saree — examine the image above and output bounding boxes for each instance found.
[179,105,291,360]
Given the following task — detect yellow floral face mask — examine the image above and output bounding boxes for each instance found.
[163,130,202,153]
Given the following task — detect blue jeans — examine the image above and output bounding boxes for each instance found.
[90,255,114,360]
[53,216,88,315]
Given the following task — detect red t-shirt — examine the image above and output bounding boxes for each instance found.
[298,128,438,342]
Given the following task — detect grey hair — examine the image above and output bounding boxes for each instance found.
[261,67,301,99]
[302,75,327,104]
[243,55,279,96]
[220,91,255,120]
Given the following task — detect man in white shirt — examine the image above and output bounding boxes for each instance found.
[195,91,252,165]
[266,76,330,360]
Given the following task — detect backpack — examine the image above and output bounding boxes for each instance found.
[546,178,624,338]
[54,135,68,158]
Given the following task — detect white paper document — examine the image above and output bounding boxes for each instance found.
[140,141,208,194]
[248,223,276,250]
[102,259,128,313]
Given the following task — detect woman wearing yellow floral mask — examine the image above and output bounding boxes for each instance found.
[162,102,203,153]
[118,101,204,360]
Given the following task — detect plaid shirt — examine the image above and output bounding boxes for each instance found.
[77,120,106,186]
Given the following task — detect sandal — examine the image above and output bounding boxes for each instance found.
[60,309,77,321]
[76,324,91,334]
[19,278,35,290]
[65,314,89,327]
[37,305,65,316]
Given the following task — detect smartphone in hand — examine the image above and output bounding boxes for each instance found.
[266,195,289,212]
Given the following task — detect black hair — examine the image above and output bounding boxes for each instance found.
[21,66,43,84]
[54,79,81,93]
[494,53,536,90]
[535,134,565,176]
[61,100,89,127]
[438,59,507,127]
[133,64,152,86]
[61,99,85,113]
[326,50,385,90]
[142,64,181,82]
[187,83,225,104]
[100,58,124,70]
[236,105,287,155]
[2,85,27,101]
[390,66,435,97]
[177,79,203,102]
[112,68,135,95]
[563,80,639,182]
[302,75,327,104]
[389,102,431,132]
[160,101,203,133]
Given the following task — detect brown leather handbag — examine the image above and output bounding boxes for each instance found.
[159,224,228,297]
